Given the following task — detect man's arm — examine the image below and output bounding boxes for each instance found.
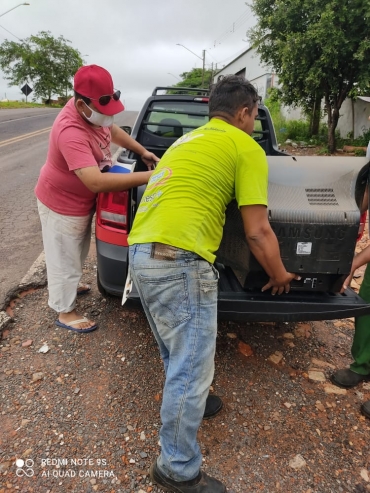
[111,124,159,168]
[74,166,152,193]
[240,204,299,295]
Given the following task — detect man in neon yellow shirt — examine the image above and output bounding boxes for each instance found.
[128,75,298,493]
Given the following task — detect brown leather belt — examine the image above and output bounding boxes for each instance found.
[150,243,177,261]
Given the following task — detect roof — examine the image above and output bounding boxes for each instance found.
[358,96,370,103]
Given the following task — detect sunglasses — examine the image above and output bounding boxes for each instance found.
[88,90,121,106]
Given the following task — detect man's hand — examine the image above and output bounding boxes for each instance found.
[261,272,301,295]
[141,150,160,170]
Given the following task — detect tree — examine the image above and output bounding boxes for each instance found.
[248,0,370,152]
[172,68,214,90]
[0,31,83,103]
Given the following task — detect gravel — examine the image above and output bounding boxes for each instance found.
[1,161,370,491]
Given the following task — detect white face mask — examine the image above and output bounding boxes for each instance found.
[82,101,114,127]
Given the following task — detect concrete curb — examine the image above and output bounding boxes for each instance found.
[0,251,47,334]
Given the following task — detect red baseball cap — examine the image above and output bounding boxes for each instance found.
[73,64,125,116]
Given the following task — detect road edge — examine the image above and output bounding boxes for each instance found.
[0,252,46,333]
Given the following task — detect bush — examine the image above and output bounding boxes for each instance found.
[284,120,311,141]
[263,95,289,143]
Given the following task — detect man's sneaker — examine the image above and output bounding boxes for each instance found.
[203,395,223,420]
[361,400,370,419]
[331,368,370,388]
[150,460,227,492]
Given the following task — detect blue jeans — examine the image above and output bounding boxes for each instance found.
[129,243,219,481]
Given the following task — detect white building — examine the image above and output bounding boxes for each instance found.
[214,46,370,138]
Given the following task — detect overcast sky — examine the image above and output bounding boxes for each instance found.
[0,0,256,110]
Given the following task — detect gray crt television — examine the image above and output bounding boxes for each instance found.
[216,155,369,292]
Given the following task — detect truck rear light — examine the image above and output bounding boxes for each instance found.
[97,191,129,231]
[357,211,367,241]
[193,97,209,102]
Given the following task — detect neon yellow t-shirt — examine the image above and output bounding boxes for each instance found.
[128,118,268,263]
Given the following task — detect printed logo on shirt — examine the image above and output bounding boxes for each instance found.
[146,167,172,190]
[167,132,204,151]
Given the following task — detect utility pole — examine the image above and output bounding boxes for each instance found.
[176,44,206,89]
[201,50,206,88]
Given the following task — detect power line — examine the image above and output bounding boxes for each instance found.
[215,47,249,67]
[213,9,254,47]
[0,24,23,41]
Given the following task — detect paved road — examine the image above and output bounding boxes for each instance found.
[0,107,138,310]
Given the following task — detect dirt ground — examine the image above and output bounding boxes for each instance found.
[1,146,370,493]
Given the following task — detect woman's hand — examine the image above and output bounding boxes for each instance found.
[141,150,160,170]
[340,271,355,293]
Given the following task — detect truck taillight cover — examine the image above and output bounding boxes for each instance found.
[97,191,129,231]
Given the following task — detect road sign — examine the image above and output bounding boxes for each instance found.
[21,83,32,96]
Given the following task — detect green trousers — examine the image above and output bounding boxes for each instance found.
[350,263,370,375]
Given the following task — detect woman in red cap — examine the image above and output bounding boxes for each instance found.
[35,64,159,333]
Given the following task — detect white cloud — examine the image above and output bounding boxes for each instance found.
[0,0,256,109]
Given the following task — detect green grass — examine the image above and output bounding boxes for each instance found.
[0,101,62,109]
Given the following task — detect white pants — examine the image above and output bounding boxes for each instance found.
[37,199,94,313]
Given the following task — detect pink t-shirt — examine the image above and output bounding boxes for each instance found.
[35,98,113,216]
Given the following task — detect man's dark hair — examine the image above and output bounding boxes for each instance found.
[74,91,91,105]
[209,75,260,119]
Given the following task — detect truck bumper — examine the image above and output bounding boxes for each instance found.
[217,289,370,322]
[127,263,370,323]
[216,263,370,322]
[96,239,128,297]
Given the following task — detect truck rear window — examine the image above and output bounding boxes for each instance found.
[146,101,209,137]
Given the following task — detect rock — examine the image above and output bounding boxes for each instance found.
[289,454,306,470]
[283,333,294,339]
[361,469,369,482]
[283,402,292,409]
[294,326,307,338]
[38,344,50,353]
[308,371,326,382]
[238,341,253,357]
[32,372,44,382]
[227,333,237,339]
[323,384,347,395]
[0,311,11,331]
[0,461,11,473]
[315,401,326,412]
[22,340,33,347]
[311,358,336,370]
[268,351,284,365]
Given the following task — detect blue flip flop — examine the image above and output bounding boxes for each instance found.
[55,318,98,333]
